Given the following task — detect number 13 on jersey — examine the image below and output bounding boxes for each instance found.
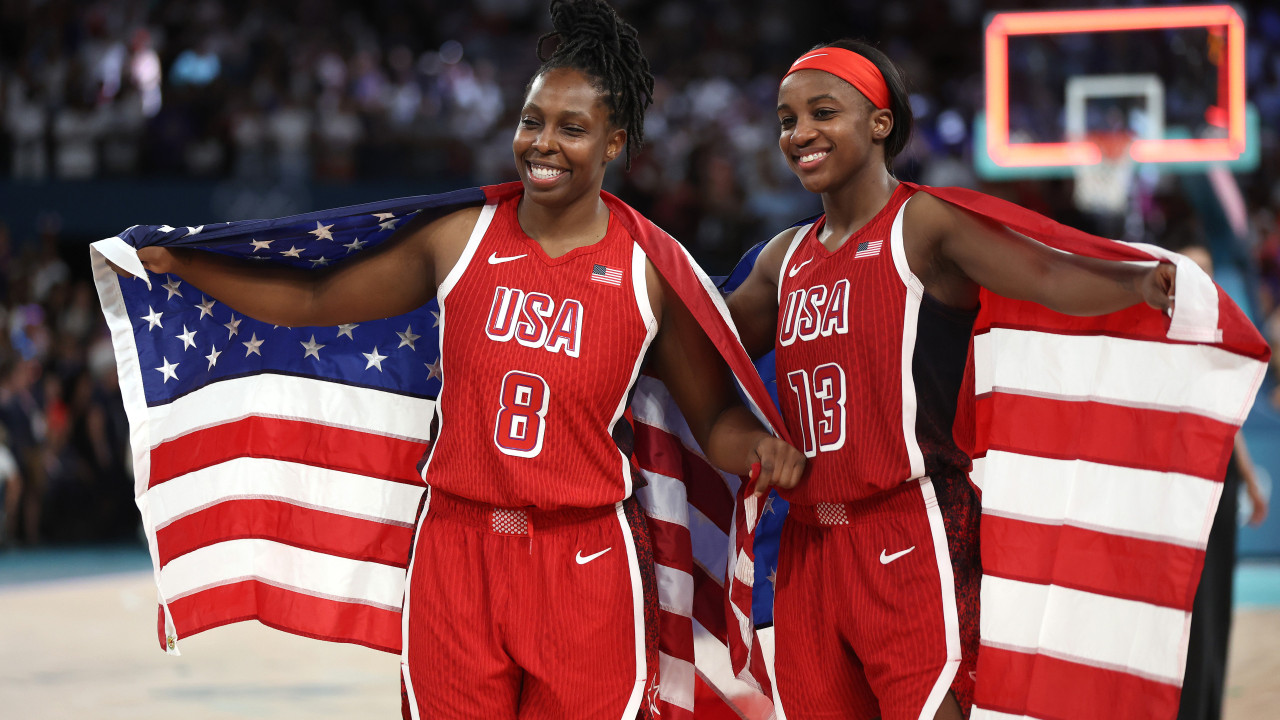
[785,363,846,458]
[494,370,549,458]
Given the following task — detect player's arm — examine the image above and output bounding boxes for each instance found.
[904,192,1174,315]
[648,263,805,496]
[131,206,481,327]
[725,228,795,359]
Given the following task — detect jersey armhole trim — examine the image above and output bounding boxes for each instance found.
[437,201,498,301]
[777,224,812,304]
[889,195,925,298]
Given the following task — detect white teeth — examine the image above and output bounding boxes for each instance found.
[529,164,565,180]
[799,151,829,163]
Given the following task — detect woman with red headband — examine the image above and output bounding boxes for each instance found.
[726,40,1176,719]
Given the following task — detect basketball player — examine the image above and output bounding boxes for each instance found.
[726,40,1175,720]
[127,2,805,717]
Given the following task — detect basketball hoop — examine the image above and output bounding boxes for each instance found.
[1072,131,1134,216]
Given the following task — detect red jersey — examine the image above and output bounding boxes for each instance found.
[774,184,975,504]
[421,194,658,509]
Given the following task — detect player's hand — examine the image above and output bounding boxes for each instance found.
[749,436,806,498]
[137,246,181,275]
[1143,261,1176,313]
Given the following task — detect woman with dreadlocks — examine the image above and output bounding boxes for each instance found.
[126,1,804,717]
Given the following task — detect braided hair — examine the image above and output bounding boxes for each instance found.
[533,0,654,169]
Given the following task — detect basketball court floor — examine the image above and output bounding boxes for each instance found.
[0,545,1277,719]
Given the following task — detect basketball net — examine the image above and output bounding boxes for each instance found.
[1072,131,1134,216]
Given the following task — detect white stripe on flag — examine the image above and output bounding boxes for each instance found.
[148,374,436,445]
[979,451,1219,546]
[147,457,425,528]
[659,652,696,712]
[159,539,408,609]
[980,575,1189,683]
[974,329,1263,422]
[655,564,695,617]
[969,710,1029,720]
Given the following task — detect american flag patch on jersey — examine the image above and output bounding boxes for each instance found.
[591,264,623,286]
[853,239,883,258]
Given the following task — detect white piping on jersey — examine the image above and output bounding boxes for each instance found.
[776,224,812,306]
[437,201,498,301]
[916,476,963,719]
[890,197,928,480]
[400,486,434,720]
[418,201,495,484]
[611,243,660,498]
[616,501,649,719]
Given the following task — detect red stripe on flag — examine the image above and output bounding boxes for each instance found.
[695,671,765,719]
[635,421,734,534]
[648,515,694,574]
[150,416,428,487]
[981,392,1236,480]
[661,702,696,720]
[693,563,728,643]
[658,607,695,662]
[974,644,1181,720]
[156,499,414,568]
[165,578,403,654]
[982,514,1205,611]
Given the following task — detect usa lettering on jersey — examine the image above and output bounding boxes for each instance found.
[485,286,583,357]
[778,278,850,347]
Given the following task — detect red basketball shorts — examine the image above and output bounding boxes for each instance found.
[774,473,981,720]
[400,488,659,720]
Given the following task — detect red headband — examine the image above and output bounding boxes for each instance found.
[782,47,890,110]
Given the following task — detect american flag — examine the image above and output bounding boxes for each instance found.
[90,183,790,718]
[853,238,883,258]
[591,263,624,286]
[723,183,1270,720]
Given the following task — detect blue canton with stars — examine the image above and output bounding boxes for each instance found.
[114,187,489,406]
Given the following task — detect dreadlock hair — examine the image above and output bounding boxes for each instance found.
[533,0,654,170]
[811,39,913,176]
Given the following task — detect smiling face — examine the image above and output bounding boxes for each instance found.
[776,69,893,194]
[513,66,626,209]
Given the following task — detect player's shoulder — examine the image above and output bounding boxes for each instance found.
[757,218,817,275]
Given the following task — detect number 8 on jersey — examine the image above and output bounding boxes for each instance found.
[494,370,549,458]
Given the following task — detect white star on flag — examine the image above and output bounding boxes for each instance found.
[397,326,420,350]
[344,237,367,253]
[195,297,216,319]
[156,357,179,383]
[224,315,242,339]
[337,324,358,340]
[250,239,272,252]
[281,246,303,258]
[309,257,331,268]
[430,310,440,328]
[309,222,335,241]
[205,346,222,369]
[162,277,184,299]
[301,335,325,360]
[141,306,164,330]
[379,218,399,231]
[762,495,776,516]
[426,357,442,381]
[372,212,395,222]
[242,333,265,356]
[363,347,387,371]
[177,325,198,350]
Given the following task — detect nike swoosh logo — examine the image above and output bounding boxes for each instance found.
[488,252,527,265]
[787,258,812,277]
[575,547,612,565]
[879,546,916,564]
